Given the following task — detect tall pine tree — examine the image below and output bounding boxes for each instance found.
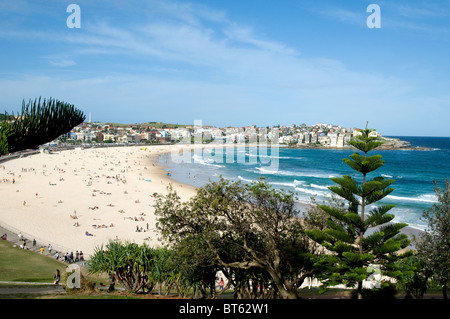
[306,124,411,298]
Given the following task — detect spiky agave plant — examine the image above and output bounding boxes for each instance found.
[0,97,85,155]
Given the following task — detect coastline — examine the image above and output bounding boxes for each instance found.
[287,144,433,151]
[0,143,424,258]
[159,144,425,246]
[0,144,200,257]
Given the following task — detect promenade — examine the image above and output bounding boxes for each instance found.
[0,224,67,295]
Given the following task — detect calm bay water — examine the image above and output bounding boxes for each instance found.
[160,136,450,230]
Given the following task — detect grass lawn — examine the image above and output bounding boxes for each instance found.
[0,239,446,299]
[0,239,66,283]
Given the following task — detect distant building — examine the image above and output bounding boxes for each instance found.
[318,135,330,145]
[353,128,362,137]
[103,133,116,142]
[344,132,352,144]
[59,132,77,140]
[127,134,141,143]
[328,133,338,146]
[337,134,345,148]
[304,133,311,144]
[96,132,104,142]
[75,132,85,141]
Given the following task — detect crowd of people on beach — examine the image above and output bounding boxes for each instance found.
[3,230,86,266]
[1,147,172,264]
[54,250,85,265]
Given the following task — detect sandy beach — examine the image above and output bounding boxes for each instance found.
[0,143,424,257]
[0,144,200,256]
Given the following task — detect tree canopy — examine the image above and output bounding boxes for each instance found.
[154,177,318,299]
[415,179,450,299]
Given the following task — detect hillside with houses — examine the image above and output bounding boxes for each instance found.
[56,121,420,150]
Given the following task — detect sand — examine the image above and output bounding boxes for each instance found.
[0,143,424,257]
[0,144,200,256]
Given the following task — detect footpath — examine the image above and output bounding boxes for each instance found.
[1,224,49,255]
[0,224,71,295]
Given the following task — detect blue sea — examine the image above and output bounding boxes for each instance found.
[159,136,450,230]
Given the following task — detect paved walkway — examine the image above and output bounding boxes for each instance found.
[0,224,82,296]
[0,224,85,262]
[0,282,66,295]
[1,224,42,254]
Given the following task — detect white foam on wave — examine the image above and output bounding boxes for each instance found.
[254,167,331,178]
[310,183,330,190]
[270,180,304,188]
[238,176,306,189]
[245,153,303,160]
[192,154,225,168]
[386,193,437,204]
[238,176,254,183]
[294,186,331,197]
[389,207,427,230]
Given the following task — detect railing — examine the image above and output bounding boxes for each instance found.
[0,150,40,163]
[0,141,175,163]
[0,221,87,258]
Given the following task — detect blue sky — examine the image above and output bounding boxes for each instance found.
[0,0,449,136]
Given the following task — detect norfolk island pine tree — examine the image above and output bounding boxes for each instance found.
[306,124,411,298]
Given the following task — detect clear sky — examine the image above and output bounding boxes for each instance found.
[0,0,449,136]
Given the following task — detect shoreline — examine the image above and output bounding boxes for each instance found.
[287,145,433,151]
[0,143,424,257]
[159,146,425,245]
[0,144,201,257]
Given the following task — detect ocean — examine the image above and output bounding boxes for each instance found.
[159,136,450,230]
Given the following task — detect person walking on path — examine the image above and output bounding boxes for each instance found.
[48,244,52,256]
